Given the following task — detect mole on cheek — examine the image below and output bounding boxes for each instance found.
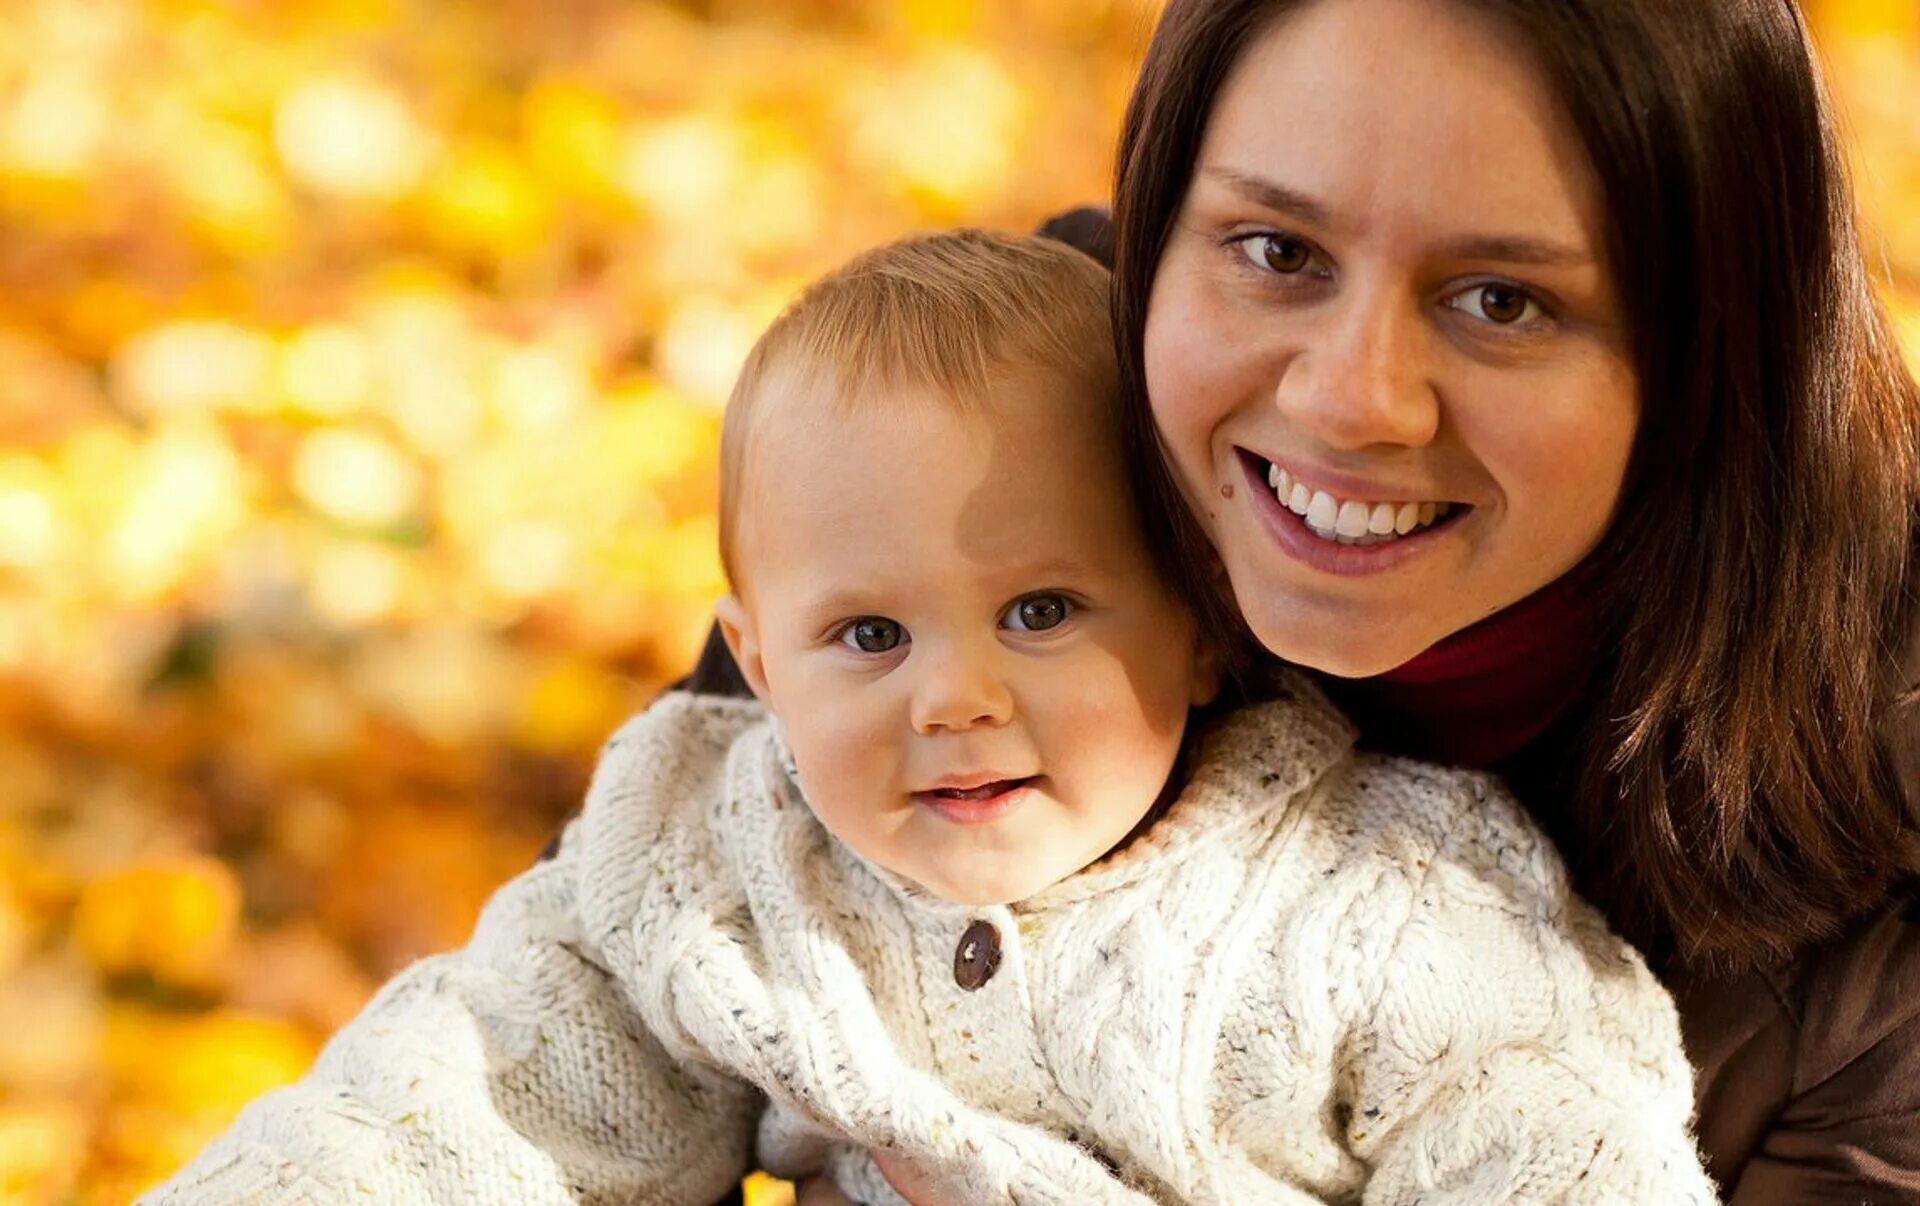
[1219,483,1235,500]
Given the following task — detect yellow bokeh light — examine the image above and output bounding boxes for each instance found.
[0,1100,88,1202]
[620,113,743,224]
[523,78,625,199]
[0,464,62,570]
[359,278,488,458]
[1895,297,1920,373]
[0,890,27,981]
[0,69,111,179]
[165,128,293,254]
[489,341,592,433]
[0,958,98,1097]
[0,602,41,671]
[309,539,409,627]
[898,0,979,37]
[422,140,553,256]
[600,383,722,484]
[290,427,423,530]
[105,421,250,603]
[73,856,244,990]
[730,150,826,253]
[105,1005,317,1125]
[743,1170,799,1206]
[514,655,628,754]
[845,46,1025,207]
[59,276,158,361]
[279,322,376,418]
[274,73,432,200]
[346,627,522,744]
[1821,0,1920,38]
[654,295,763,404]
[481,519,574,601]
[113,320,278,417]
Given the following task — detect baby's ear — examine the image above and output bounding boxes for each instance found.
[713,594,772,705]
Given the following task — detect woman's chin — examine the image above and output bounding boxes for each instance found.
[1276,643,1423,680]
[1239,597,1441,679]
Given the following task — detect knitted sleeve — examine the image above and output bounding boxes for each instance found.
[135,818,759,1205]
[1342,774,1718,1205]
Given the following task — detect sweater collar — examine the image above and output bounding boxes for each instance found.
[1015,673,1355,914]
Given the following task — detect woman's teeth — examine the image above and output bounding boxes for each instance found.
[1266,463,1453,546]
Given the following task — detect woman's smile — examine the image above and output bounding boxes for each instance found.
[1237,443,1467,542]
[1235,449,1469,577]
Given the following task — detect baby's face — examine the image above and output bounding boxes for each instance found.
[719,366,1211,905]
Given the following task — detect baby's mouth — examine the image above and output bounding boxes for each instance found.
[1242,451,1469,546]
[927,776,1037,801]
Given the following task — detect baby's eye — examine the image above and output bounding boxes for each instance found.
[1449,282,1544,326]
[1233,232,1318,276]
[836,617,906,653]
[1000,594,1073,633]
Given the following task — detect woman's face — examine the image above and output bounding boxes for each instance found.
[1144,0,1638,677]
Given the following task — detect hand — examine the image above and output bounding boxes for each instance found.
[872,1152,963,1206]
[790,1153,953,1206]
[793,1177,856,1206]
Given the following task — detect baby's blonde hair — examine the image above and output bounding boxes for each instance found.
[718,229,1115,587]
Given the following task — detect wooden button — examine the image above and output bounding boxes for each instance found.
[953,919,1002,991]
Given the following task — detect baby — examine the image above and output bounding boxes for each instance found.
[144,231,1713,1205]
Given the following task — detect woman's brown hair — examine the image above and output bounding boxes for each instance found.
[1111,0,1920,972]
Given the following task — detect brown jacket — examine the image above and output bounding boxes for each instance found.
[668,625,1920,1203]
[1663,618,1920,1204]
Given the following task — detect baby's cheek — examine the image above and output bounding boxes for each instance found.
[1049,670,1185,796]
[790,714,894,799]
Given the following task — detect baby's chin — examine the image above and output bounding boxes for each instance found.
[898,841,1136,908]
[887,859,1031,907]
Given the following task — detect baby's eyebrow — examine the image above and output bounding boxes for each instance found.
[788,559,1109,620]
[1010,556,1105,582]
[793,587,883,619]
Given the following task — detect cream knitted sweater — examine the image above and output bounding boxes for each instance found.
[143,678,1714,1205]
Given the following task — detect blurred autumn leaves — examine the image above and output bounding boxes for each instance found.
[0,1,1915,1203]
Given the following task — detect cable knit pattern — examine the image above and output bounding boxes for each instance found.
[142,674,1715,1204]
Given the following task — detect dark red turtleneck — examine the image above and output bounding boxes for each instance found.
[1324,555,1607,769]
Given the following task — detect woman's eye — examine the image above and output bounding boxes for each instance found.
[1452,282,1542,325]
[837,617,905,653]
[1235,232,1315,275]
[1001,594,1073,633]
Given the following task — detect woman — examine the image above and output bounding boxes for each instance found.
[700,0,1920,1198]
[1109,0,1920,1198]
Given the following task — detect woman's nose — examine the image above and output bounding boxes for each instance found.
[909,645,1014,734]
[1272,293,1440,450]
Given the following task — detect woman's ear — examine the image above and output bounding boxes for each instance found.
[713,594,772,705]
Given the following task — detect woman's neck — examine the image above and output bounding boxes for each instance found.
[1322,556,1607,768]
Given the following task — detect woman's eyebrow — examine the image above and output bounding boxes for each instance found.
[1202,166,1594,268]
[1203,167,1333,227]
[1436,232,1594,268]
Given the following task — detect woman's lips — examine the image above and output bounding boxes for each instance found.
[1233,449,1468,577]
[913,776,1038,825]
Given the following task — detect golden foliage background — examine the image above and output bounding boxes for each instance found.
[0,1,1913,1201]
